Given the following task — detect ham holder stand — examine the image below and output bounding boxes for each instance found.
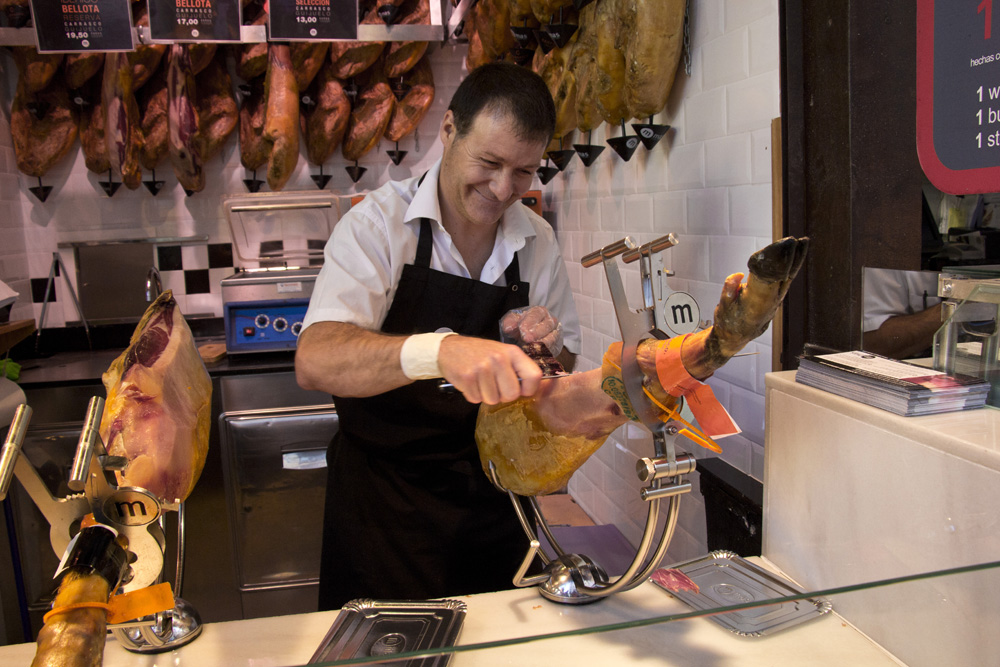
[493,233,699,604]
[0,398,202,652]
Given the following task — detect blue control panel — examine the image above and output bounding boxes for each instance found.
[224,298,310,353]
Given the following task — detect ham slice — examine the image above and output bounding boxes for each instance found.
[99,291,212,504]
[103,52,143,190]
[264,44,300,190]
[476,237,809,496]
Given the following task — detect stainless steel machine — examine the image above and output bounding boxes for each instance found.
[221,267,318,354]
[221,191,345,355]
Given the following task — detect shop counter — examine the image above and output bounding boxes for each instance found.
[0,560,902,666]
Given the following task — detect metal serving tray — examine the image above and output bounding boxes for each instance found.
[653,551,832,637]
[309,599,467,666]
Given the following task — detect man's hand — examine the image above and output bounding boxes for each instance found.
[500,305,564,355]
[437,336,543,405]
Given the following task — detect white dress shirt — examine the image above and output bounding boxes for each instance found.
[302,159,581,353]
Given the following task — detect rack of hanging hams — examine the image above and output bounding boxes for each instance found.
[2,0,436,195]
[463,0,687,152]
[3,0,685,194]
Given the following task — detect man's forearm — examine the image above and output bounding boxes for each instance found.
[295,321,411,397]
[863,303,943,359]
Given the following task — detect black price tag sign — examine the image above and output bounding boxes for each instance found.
[917,0,1000,193]
[149,0,242,42]
[268,0,357,41]
[31,0,134,52]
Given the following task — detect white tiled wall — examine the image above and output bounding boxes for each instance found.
[557,0,781,561]
[0,0,780,561]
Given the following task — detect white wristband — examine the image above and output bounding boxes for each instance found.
[399,332,457,380]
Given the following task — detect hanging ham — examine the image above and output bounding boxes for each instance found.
[10,76,78,178]
[301,61,351,166]
[167,45,205,193]
[103,52,143,190]
[263,44,300,191]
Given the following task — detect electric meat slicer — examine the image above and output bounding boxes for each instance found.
[0,398,202,652]
[492,234,702,604]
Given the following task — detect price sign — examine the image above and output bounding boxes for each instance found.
[31,0,134,52]
[148,0,242,42]
[268,0,357,41]
[917,0,1000,193]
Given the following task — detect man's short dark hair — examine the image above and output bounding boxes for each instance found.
[448,63,556,144]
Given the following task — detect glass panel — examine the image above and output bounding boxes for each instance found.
[288,558,1000,666]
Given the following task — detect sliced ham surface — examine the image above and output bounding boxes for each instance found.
[99,291,212,504]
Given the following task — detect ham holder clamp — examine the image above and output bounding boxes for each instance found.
[0,400,203,652]
[495,234,696,605]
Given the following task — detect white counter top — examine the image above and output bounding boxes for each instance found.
[2,559,903,666]
[766,370,1000,472]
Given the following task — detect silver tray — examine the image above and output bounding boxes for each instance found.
[309,599,467,666]
[653,551,832,637]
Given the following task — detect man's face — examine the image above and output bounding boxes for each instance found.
[438,110,548,229]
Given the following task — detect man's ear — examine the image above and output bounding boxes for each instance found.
[440,110,456,147]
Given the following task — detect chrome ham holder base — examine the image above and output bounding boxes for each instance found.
[495,234,696,604]
[0,400,203,652]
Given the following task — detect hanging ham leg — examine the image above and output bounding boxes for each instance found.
[343,63,394,162]
[103,52,143,190]
[139,66,169,171]
[476,237,809,496]
[195,51,238,163]
[301,61,350,166]
[239,74,268,171]
[263,44,300,191]
[11,76,78,178]
[167,45,205,193]
[99,291,212,504]
[78,75,110,174]
[11,47,63,93]
[384,56,434,143]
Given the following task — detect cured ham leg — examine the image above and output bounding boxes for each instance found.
[11,76,78,178]
[167,45,204,193]
[263,44,300,191]
[476,237,808,496]
[99,291,212,504]
[30,526,127,667]
[103,52,143,190]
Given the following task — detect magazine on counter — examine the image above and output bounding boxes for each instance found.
[795,350,990,416]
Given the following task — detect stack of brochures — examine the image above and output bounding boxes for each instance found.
[795,350,991,416]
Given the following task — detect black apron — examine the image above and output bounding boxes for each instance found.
[318,217,532,610]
